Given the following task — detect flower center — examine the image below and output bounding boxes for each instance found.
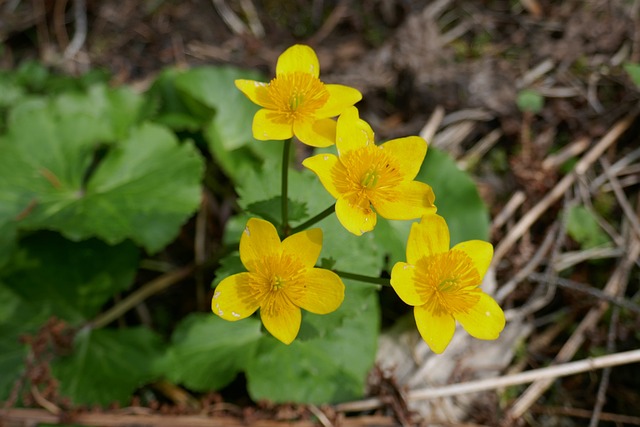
[334,145,403,207]
[360,168,380,189]
[251,253,306,316]
[414,249,482,316]
[263,72,329,124]
[271,275,285,291]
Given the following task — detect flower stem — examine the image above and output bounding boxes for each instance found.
[290,203,336,234]
[333,269,390,286]
[281,138,292,236]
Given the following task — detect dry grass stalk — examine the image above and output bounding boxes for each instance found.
[493,109,639,264]
[505,211,640,420]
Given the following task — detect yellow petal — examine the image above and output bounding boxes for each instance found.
[454,293,505,340]
[212,273,260,321]
[276,44,320,78]
[240,218,282,271]
[252,109,294,141]
[451,240,494,278]
[293,118,336,147]
[406,214,449,265]
[316,84,363,118]
[373,181,436,221]
[234,79,270,107]
[335,197,376,236]
[260,302,302,345]
[336,107,374,155]
[414,305,456,354]
[302,153,341,199]
[293,268,345,314]
[380,136,427,181]
[390,262,425,306]
[282,228,323,268]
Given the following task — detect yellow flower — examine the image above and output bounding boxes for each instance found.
[212,218,345,344]
[302,107,436,235]
[235,44,362,147]
[390,214,505,353]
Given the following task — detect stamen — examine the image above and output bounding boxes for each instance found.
[415,250,482,316]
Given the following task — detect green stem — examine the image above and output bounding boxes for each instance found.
[290,203,336,234]
[333,269,390,286]
[281,138,292,236]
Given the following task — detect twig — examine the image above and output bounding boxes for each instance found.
[458,128,502,170]
[89,265,195,329]
[505,214,640,420]
[495,220,557,303]
[30,386,60,415]
[493,109,638,264]
[419,105,445,143]
[542,137,590,171]
[410,349,640,401]
[211,0,249,35]
[63,0,87,60]
[588,305,619,427]
[335,349,640,412]
[308,405,333,427]
[490,190,526,233]
[528,272,640,315]
[307,0,350,46]
[589,146,640,191]
[599,157,640,241]
[516,58,555,89]
[239,0,264,38]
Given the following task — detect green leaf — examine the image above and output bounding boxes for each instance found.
[624,62,640,88]
[0,232,139,324]
[158,313,262,391]
[246,283,379,404]
[175,66,265,151]
[375,147,490,268]
[516,89,544,113]
[52,327,163,406]
[566,205,611,249]
[245,196,308,226]
[0,102,204,252]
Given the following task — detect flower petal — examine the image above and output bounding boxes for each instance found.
[282,228,323,269]
[261,302,302,345]
[276,44,320,78]
[406,214,449,265]
[240,218,282,271]
[335,197,376,236]
[293,268,345,314]
[454,293,505,340]
[293,118,336,147]
[234,79,270,108]
[380,136,427,180]
[373,181,436,221]
[212,273,260,321]
[336,107,374,155]
[451,240,494,279]
[390,262,425,306]
[316,84,363,118]
[252,109,293,141]
[302,153,341,199]
[414,305,456,354]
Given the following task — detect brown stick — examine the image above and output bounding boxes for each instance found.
[493,110,638,264]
